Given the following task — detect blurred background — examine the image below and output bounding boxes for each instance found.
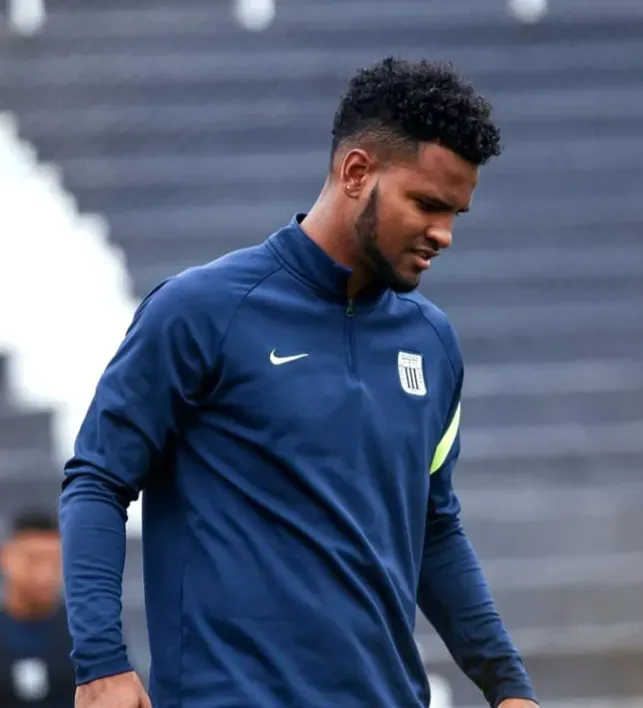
[0,0,642,705]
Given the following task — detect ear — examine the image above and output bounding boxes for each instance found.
[340,148,378,198]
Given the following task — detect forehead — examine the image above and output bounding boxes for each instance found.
[10,531,60,553]
[393,143,478,195]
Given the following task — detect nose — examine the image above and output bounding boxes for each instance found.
[427,227,452,251]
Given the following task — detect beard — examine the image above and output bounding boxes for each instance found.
[353,184,419,294]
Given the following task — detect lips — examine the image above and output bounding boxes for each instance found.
[410,247,439,270]
[414,247,439,261]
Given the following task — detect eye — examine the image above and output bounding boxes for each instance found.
[414,199,440,213]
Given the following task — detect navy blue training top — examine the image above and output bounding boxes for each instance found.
[60,215,536,708]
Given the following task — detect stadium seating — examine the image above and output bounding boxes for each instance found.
[1,0,643,702]
[0,352,60,527]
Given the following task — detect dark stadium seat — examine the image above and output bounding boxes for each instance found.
[0,352,61,528]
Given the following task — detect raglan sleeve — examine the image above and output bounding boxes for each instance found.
[59,271,218,685]
[416,324,538,708]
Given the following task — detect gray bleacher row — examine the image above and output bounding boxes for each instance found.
[1,0,643,702]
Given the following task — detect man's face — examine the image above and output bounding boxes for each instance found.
[349,143,479,293]
[1,531,62,608]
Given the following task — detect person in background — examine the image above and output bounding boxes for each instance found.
[0,509,74,707]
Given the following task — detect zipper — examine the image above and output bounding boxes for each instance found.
[345,298,357,378]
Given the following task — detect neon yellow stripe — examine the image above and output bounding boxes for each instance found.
[429,402,461,474]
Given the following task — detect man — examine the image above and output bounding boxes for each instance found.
[60,57,538,707]
[0,509,75,707]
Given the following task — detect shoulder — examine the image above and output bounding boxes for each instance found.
[394,290,462,377]
[133,242,282,337]
[144,242,281,310]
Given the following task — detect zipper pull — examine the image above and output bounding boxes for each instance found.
[346,299,354,317]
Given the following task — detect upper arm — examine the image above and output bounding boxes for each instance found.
[63,273,219,499]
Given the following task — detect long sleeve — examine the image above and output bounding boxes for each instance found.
[417,368,538,707]
[59,273,218,685]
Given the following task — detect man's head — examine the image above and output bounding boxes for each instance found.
[1,509,61,616]
[329,57,502,293]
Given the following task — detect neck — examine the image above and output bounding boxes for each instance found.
[4,586,57,621]
[300,182,371,297]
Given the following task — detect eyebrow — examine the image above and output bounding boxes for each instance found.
[416,195,470,214]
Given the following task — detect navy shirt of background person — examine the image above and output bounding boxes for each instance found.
[0,509,75,707]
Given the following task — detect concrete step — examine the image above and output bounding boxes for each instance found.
[0,407,53,452]
[9,81,643,131]
[462,388,643,428]
[15,63,639,111]
[458,419,643,463]
[464,512,643,560]
[445,299,642,338]
[11,3,643,48]
[455,450,642,487]
[464,358,643,398]
[427,245,643,284]
[3,40,642,94]
[460,326,643,365]
[429,275,643,310]
[0,449,58,478]
[0,445,58,474]
[0,471,62,515]
[423,646,643,705]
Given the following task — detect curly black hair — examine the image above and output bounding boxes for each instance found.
[331,57,502,166]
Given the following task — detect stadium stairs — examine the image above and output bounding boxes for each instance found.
[0,352,61,519]
[1,0,643,702]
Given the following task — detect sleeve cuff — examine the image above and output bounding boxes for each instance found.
[493,685,539,707]
[75,655,134,686]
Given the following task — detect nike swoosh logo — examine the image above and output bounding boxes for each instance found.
[270,350,309,365]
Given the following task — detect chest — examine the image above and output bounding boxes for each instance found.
[207,292,451,476]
